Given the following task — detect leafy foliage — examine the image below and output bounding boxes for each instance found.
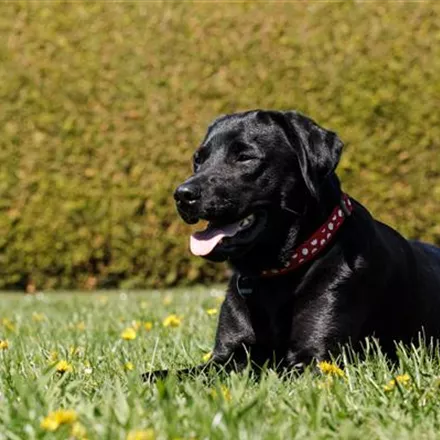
[0,2,439,289]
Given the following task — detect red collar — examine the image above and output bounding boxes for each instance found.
[260,194,353,277]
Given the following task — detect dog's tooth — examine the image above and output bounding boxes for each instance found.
[238,213,256,230]
[241,218,250,228]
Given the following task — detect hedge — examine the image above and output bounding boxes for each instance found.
[1,2,440,290]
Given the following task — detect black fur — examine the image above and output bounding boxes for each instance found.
[144,110,440,380]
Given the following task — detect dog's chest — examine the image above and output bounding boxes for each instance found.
[245,286,293,347]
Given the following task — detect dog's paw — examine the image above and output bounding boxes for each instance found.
[141,363,221,383]
[141,369,169,383]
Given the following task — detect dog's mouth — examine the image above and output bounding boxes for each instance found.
[190,211,266,257]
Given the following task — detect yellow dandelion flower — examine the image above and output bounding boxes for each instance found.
[56,360,73,374]
[40,409,77,432]
[32,312,46,322]
[396,373,411,385]
[202,351,212,362]
[125,362,134,371]
[127,429,155,440]
[131,320,141,331]
[317,361,345,377]
[162,314,181,328]
[144,321,153,331]
[2,318,15,332]
[0,340,9,350]
[76,321,86,331]
[53,409,77,424]
[121,327,137,340]
[206,308,218,316]
[210,385,231,401]
[383,380,395,392]
[221,385,232,401]
[163,295,172,306]
[71,422,88,440]
[40,415,59,432]
[384,373,411,392]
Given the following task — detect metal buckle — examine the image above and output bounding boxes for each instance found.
[236,274,254,298]
[340,196,352,217]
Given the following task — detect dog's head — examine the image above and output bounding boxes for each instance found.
[174,110,343,262]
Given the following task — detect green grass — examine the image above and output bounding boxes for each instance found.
[1,288,440,439]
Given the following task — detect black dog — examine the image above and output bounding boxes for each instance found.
[146,109,440,379]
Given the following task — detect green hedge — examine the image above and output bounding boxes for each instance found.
[1,2,440,290]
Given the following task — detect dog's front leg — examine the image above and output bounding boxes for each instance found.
[142,356,250,383]
[282,349,322,375]
[211,289,257,370]
[283,314,364,375]
[143,290,255,382]
[141,362,219,382]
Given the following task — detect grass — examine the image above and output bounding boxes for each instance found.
[1,288,440,439]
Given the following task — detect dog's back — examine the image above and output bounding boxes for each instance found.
[357,214,440,353]
[409,241,440,328]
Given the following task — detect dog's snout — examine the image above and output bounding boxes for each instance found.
[174,183,201,205]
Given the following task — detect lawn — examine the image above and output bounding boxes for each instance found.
[1,288,440,440]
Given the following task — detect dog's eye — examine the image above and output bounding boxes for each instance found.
[193,151,203,171]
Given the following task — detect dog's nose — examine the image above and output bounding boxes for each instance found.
[174,183,201,205]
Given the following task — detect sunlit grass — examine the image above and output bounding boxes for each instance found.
[1,288,440,439]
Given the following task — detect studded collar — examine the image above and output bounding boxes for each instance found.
[235,194,354,298]
[259,193,353,278]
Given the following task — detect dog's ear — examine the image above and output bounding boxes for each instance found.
[272,111,343,198]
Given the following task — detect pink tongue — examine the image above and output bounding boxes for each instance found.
[190,221,241,256]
